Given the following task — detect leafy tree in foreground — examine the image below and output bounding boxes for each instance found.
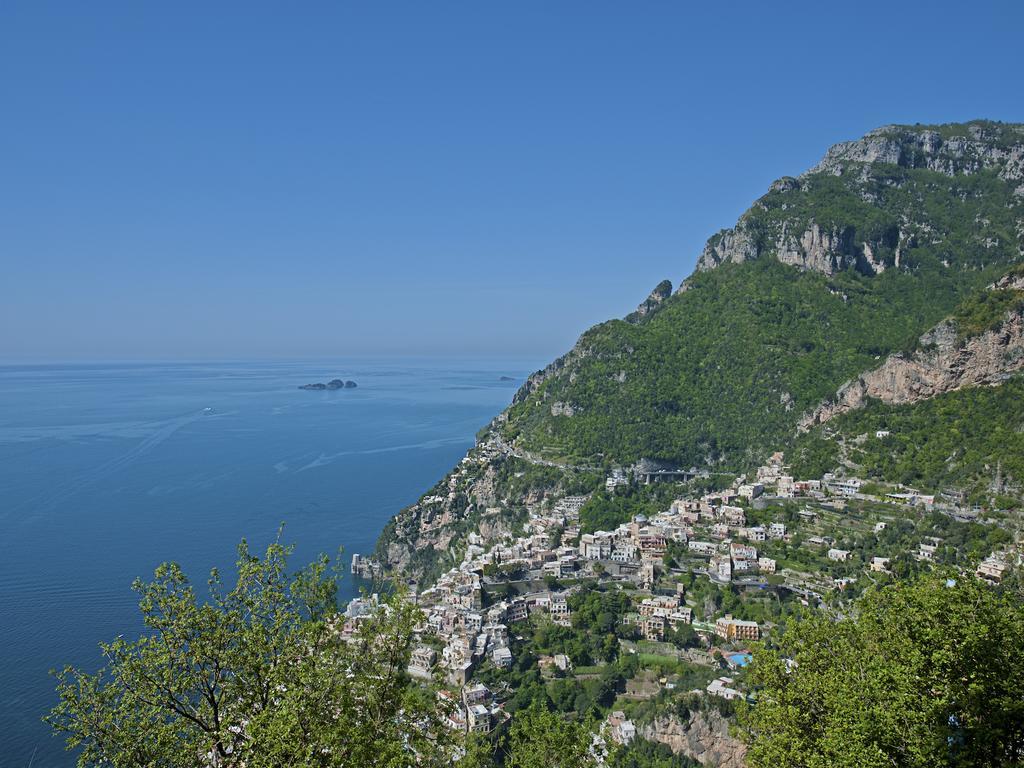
[741,573,1024,767]
[504,703,598,768]
[47,538,456,768]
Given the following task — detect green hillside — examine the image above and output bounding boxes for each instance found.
[791,375,1024,503]
[502,121,1024,470]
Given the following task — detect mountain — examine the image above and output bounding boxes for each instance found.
[377,120,1024,583]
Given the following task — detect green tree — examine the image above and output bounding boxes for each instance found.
[505,704,598,768]
[741,573,1024,767]
[47,538,456,767]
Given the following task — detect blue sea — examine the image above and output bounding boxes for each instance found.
[0,360,530,767]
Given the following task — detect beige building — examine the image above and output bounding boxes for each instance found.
[715,615,760,641]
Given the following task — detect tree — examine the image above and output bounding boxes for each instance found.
[47,538,456,767]
[457,733,497,768]
[504,704,598,768]
[741,573,1024,767]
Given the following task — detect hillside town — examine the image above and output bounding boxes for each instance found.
[349,448,1020,745]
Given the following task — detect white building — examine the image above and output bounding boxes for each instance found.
[707,676,743,700]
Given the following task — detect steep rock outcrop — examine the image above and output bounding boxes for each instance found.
[694,225,762,273]
[695,219,886,276]
[800,307,1024,430]
[640,709,747,768]
[690,121,1024,280]
[378,451,512,578]
[512,346,589,407]
[811,122,1024,179]
[550,401,578,417]
[627,279,673,323]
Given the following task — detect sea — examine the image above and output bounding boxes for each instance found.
[0,359,533,767]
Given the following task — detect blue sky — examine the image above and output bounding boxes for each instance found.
[1,1,1022,361]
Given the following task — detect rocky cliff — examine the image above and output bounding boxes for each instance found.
[810,123,1024,182]
[801,274,1024,429]
[640,709,747,768]
[692,121,1024,278]
[374,427,587,582]
[626,279,674,322]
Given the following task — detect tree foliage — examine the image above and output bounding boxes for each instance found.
[791,374,1024,501]
[504,703,598,768]
[47,539,455,768]
[741,573,1024,767]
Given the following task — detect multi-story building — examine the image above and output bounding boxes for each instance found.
[507,599,529,623]
[730,542,758,562]
[639,595,680,618]
[977,557,1009,583]
[610,542,638,562]
[688,540,716,556]
[639,614,665,641]
[870,557,890,573]
[579,533,613,560]
[715,615,760,641]
[549,595,572,627]
[467,704,492,733]
[408,645,437,680]
[492,646,513,668]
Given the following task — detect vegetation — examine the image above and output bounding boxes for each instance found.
[505,257,1001,469]
[579,484,672,534]
[608,738,701,768]
[504,704,597,767]
[790,375,1024,501]
[949,284,1024,340]
[502,125,1023,470]
[474,588,640,718]
[47,539,457,768]
[741,572,1024,767]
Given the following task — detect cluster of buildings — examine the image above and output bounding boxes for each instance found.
[390,497,597,731]
[636,592,692,641]
[350,445,1018,733]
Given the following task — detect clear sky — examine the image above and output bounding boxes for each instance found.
[2,1,1022,362]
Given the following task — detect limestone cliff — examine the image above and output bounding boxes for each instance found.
[626,279,674,323]
[690,121,1024,280]
[640,709,747,768]
[811,123,1024,181]
[800,274,1024,430]
[374,427,580,583]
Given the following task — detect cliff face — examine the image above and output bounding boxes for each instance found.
[640,709,747,768]
[693,121,1024,277]
[375,428,579,583]
[626,279,674,322]
[801,277,1024,430]
[696,217,890,276]
[811,123,1024,181]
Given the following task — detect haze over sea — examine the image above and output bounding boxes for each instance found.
[0,360,531,767]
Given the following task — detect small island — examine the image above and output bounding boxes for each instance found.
[499,375,516,381]
[298,379,357,391]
